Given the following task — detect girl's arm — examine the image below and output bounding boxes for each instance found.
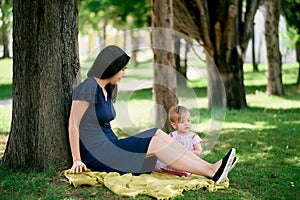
[192,143,202,156]
[69,100,89,173]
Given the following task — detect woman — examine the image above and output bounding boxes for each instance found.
[68,45,236,183]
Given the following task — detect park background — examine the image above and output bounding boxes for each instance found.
[0,0,300,199]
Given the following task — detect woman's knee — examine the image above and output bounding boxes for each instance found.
[148,131,171,153]
[154,129,172,142]
[155,128,162,133]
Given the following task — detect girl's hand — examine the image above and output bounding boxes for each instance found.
[70,160,88,173]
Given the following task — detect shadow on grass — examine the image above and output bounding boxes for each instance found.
[117,88,152,101]
[245,83,300,99]
[0,84,12,100]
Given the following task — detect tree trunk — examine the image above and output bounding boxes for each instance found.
[174,36,187,87]
[1,27,10,58]
[130,30,139,66]
[257,28,263,65]
[102,20,107,48]
[183,40,189,77]
[252,23,258,72]
[1,0,80,171]
[123,30,127,50]
[151,0,178,131]
[209,1,247,109]
[296,41,300,85]
[98,20,107,50]
[89,31,95,54]
[264,0,284,95]
[214,50,247,109]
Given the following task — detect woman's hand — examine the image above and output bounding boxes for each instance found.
[70,160,88,173]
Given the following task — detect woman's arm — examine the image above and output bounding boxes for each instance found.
[69,100,89,173]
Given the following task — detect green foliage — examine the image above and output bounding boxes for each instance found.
[281,0,300,32]
[0,0,13,29]
[79,0,149,35]
[0,0,13,46]
[281,0,300,45]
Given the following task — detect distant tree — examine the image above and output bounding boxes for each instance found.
[173,0,261,109]
[0,0,12,58]
[264,0,284,95]
[151,0,178,131]
[174,36,191,87]
[1,0,80,170]
[252,22,259,72]
[281,0,300,85]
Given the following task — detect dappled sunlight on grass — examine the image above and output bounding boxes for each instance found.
[223,121,275,129]
[0,58,12,84]
[0,106,11,134]
[247,91,300,109]
[284,157,300,167]
[0,134,9,159]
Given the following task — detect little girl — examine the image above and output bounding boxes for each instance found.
[155,105,202,177]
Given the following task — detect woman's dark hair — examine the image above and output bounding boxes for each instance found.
[87,45,130,79]
[87,45,130,102]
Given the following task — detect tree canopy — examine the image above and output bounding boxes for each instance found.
[281,0,300,49]
[79,0,149,34]
[281,0,300,84]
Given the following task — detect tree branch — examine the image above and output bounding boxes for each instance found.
[173,0,202,43]
[194,0,214,56]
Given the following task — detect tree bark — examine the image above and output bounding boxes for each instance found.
[151,0,178,131]
[1,0,80,170]
[264,0,284,95]
[213,2,247,109]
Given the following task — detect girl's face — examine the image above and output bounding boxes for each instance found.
[171,112,192,134]
[109,66,127,85]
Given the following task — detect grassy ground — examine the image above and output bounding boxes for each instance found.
[0,58,299,199]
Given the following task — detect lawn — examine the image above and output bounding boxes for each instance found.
[0,58,299,199]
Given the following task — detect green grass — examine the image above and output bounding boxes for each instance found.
[0,58,300,199]
[0,58,12,137]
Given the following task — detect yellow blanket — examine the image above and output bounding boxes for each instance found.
[64,170,229,199]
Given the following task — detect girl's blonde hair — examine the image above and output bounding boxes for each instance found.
[168,105,190,123]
